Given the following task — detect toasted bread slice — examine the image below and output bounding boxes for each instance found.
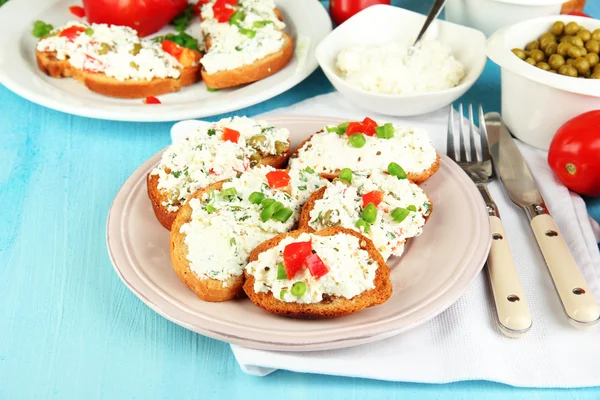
[201,33,294,89]
[148,148,291,230]
[36,49,201,99]
[291,133,441,184]
[170,180,245,302]
[243,227,393,318]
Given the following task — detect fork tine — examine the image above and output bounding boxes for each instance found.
[479,105,490,162]
[447,106,456,161]
[458,103,467,162]
[468,104,478,163]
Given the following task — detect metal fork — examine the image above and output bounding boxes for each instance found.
[447,104,532,338]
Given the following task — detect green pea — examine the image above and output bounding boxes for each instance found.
[290,281,306,296]
[248,191,265,204]
[279,289,287,300]
[388,162,407,179]
[274,141,287,155]
[348,133,366,148]
[392,207,410,223]
[362,203,377,223]
[339,168,352,183]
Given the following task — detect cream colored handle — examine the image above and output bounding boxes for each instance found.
[487,216,532,336]
[531,214,600,326]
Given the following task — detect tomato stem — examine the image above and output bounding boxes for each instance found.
[565,163,577,175]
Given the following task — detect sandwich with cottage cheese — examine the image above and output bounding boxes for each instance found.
[147,116,291,230]
[298,169,432,260]
[170,166,327,302]
[198,0,294,89]
[243,227,393,317]
[35,21,202,98]
[290,118,440,184]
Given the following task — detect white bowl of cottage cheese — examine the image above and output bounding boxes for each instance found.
[316,5,487,117]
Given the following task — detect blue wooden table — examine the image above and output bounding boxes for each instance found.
[1,1,599,398]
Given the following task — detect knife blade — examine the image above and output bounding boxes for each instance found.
[485,112,600,328]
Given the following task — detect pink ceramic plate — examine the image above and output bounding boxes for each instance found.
[106,115,491,351]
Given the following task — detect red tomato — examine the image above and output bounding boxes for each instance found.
[82,0,188,37]
[548,110,600,197]
[346,121,364,136]
[283,241,313,279]
[144,96,161,104]
[69,5,86,18]
[212,0,237,23]
[222,127,240,143]
[329,0,390,25]
[304,254,328,279]
[362,117,378,136]
[266,171,291,189]
[59,26,86,40]
[362,190,384,207]
[162,40,183,59]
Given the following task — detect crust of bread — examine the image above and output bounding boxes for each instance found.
[298,186,433,231]
[169,180,246,302]
[242,227,393,318]
[201,33,294,89]
[35,49,202,99]
[147,146,290,230]
[291,134,441,184]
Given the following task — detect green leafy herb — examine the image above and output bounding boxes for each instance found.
[153,32,199,51]
[206,205,216,214]
[171,4,195,33]
[386,231,396,240]
[238,215,251,222]
[171,170,182,178]
[297,185,307,191]
[303,166,315,174]
[32,20,54,38]
[207,128,216,136]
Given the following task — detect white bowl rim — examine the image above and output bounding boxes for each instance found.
[487,15,600,98]
[488,0,568,6]
[315,4,488,99]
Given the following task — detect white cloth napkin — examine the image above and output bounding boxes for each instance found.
[230,93,600,388]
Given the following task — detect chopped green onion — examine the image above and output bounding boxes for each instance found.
[392,207,410,223]
[260,203,276,222]
[239,27,256,38]
[207,87,220,92]
[326,126,342,134]
[220,187,237,199]
[253,20,273,28]
[261,198,275,208]
[272,202,285,213]
[32,20,54,38]
[229,10,246,26]
[362,203,377,223]
[375,123,395,139]
[248,192,265,205]
[229,238,236,247]
[348,133,366,148]
[339,168,352,183]
[171,4,195,33]
[279,289,287,300]
[291,281,306,296]
[85,28,94,36]
[355,219,371,233]
[206,205,216,214]
[407,205,417,212]
[337,122,350,132]
[277,262,287,280]
[272,207,293,223]
[388,162,407,179]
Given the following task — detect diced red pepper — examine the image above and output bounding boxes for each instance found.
[69,5,86,18]
[59,26,86,40]
[362,190,384,208]
[283,241,313,279]
[266,171,291,189]
[162,39,183,59]
[222,127,240,143]
[304,253,328,279]
[362,117,378,136]
[212,0,237,23]
[144,96,161,104]
[346,121,364,137]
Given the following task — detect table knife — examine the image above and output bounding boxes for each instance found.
[485,112,600,328]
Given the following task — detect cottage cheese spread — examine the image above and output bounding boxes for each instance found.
[246,232,378,304]
[151,116,289,212]
[200,0,286,74]
[289,123,437,175]
[181,166,327,284]
[336,41,465,94]
[36,21,183,81]
[308,172,431,260]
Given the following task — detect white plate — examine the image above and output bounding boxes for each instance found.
[0,0,331,122]
[106,115,492,351]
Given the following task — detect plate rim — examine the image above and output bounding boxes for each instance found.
[106,114,492,351]
[0,0,332,122]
